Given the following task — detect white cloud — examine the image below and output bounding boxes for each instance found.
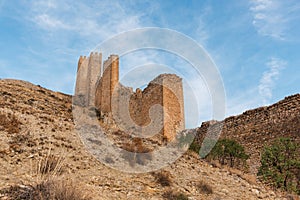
[194,6,211,44]
[8,0,146,93]
[249,0,300,40]
[28,0,142,40]
[13,1,220,125]
[225,57,286,117]
[250,0,285,39]
[34,14,71,30]
[258,57,286,104]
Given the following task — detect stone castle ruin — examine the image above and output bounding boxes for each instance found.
[75,52,185,141]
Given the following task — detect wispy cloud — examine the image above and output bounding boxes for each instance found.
[4,0,146,92]
[194,5,211,45]
[249,0,300,40]
[225,57,286,117]
[259,57,286,104]
[28,0,142,40]
[34,14,71,30]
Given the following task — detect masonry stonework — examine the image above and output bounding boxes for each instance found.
[194,94,300,173]
[75,52,102,107]
[75,52,185,141]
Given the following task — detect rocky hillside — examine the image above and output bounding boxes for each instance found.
[0,79,296,199]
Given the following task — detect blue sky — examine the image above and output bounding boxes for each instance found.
[0,0,299,127]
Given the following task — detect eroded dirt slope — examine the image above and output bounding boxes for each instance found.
[0,79,292,200]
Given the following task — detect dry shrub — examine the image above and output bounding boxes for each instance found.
[0,113,27,154]
[37,155,62,174]
[241,173,257,185]
[152,170,173,187]
[9,131,35,146]
[225,165,257,184]
[37,154,64,175]
[0,150,88,200]
[162,190,189,200]
[197,180,213,194]
[0,113,21,134]
[0,179,91,200]
[209,160,221,168]
[286,194,300,200]
[8,131,35,154]
[122,138,152,153]
[121,138,152,166]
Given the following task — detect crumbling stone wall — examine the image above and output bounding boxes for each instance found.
[161,74,185,140]
[76,52,185,141]
[95,55,119,113]
[126,74,184,141]
[195,94,300,173]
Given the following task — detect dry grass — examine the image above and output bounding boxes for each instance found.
[152,170,173,187]
[0,113,21,134]
[227,166,257,185]
[121,138,152,166]
[197,180,213,194]
[0,179,91,200]
[0,112,35,155]
[162,190,189,200]
[122,138,152,153]
[210,161,257,185]
[0,149,90,200]
[241,173,257,185]
[7,131,35,155]
[37,153,64,175]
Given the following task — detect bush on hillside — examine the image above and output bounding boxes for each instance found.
[152,170,173,187]
[190,138,249,169]
[197,180,213,194]
[258,137,300,195]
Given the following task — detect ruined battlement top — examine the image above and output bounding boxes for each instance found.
[149,73,182,85]
[103,55,119,71]
[90,52,102,56]
[76,52,185,141]
[79,52,102,60]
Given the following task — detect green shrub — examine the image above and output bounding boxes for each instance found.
[205,139,249,169]
[258,137,300,195]
[189,141,201,153]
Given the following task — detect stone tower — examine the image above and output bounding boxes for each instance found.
[95,55,119,113]
[75,52,102,106]
[75,52,185,141]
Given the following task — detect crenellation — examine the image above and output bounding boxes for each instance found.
[77,56,87,71]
